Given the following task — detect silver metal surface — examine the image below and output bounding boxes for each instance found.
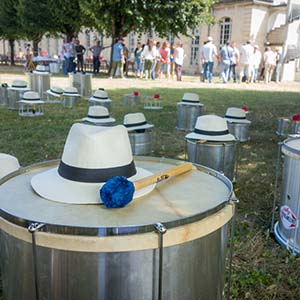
[227,122,250,143]
[63,96,79,108]
[276,117,290,136]
[7,90,27,110]
[176,103,203,131]
[49,62,60,74]
[69,73,92,97]
[123,95,140,107]
[28,73,51,99]
[0,85,9,106]
[128,130,153,155]
[275,138,300,254]
[186,139,237,181]
[291,121,300,134]
[89,101,111,112]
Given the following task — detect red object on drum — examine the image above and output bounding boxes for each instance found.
[154,93,160,99]
[241,105,248,112]
[133,90,139,96]
[292,114,300,121]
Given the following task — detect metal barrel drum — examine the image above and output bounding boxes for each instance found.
[0,84,9,106]
[291,121,300,134]
[7,89,28,110]
[28,73,51,99]
[274,137,300,254]
[227,122,250,142]
[186,140,237,181]
[176,104,203,131]
[49,62,60,74]
[0,157,234,300]
[89,100,111,112]
[69,73,92,98]
[123,95,140,107]
[128,130,152,155]
[63,96,79,108]
[276,117,291,136]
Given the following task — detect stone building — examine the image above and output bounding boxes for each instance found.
[1,0,299,81]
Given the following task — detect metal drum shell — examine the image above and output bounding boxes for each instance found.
[128,130,152,155]
[89,100,111,112]
[63,96,79,108]
[69,73,92,98]
[186,139,237,181]
[8,89,29,110]
[28,73,51,99]
[0,86,9,106]
[0,158,234,300]
[275,138,300,254]
[290,121,300,135]
[176,103,203,131]
[227,122,250,142]
[123,95,140,107]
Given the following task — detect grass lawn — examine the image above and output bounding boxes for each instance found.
[0,87,300,299]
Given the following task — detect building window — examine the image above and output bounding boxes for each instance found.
[190,28,200,65]
[219,17,232,47]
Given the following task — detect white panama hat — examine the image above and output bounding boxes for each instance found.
[8,80,30,91]
[0,153,20,179]
[123,112,154,131]
[89,90,111,103]
[33,65,50,75]
[207,36,213,41]
[185,114,235,142]
[19,91,44,104]
[31,124,155,204]
[63,87,81,97]
[82,106,115,124]
[178,93,203,106]
[46,87,64,97]
[224,107,251,124]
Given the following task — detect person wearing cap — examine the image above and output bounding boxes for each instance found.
[239,41,254,83]
[109,37,125,79]
[263,46,276,84]
[228,41,240,83]
[250,45,262,83]
[200,36,218,83]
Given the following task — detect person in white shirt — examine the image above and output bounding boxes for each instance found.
[174,41,185,81]
[239,41,254,83]
[200,36,218,83]
[264,46,277,83]
[141,39,156,80]
[251,45,262,83]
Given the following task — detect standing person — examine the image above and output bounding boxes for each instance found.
[154,41,161,79]
[75,39,86,73]
[63,39,71,75]
[134,42,143,78]
[275,47,282,83]
[251,45,262,83]
[109,37,125,79]
[141,39,156,80]
[239,40,253,83]
[160,41,171,79]
[170,43,175,79]
[263,46,276,84]
[69,37,76,73]
[200,36,218,83]
[174,41,185,81]
[25,44,34,71]
[122,43,129,77]
[90,41,102,74]
[228,41,239,83]
[219,41,231,83]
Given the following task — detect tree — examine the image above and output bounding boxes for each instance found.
[80,0,215,68]
[0,0,23,65]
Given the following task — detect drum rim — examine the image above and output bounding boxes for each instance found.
[0,157,233,236]
[282,137,300,158]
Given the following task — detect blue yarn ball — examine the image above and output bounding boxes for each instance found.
[100,176,135,208]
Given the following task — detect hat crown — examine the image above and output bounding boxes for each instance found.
[0,153,20,179]
[124,113,146,126]
[88,106,109,117]
[51,87,64,94]
[93,90,108,99]
[64,87,78,93]
[61,124,133,169]
[225,107,246,119]
[182,93,199,102]
[23,91,40,100]
[12,80,27,87]
[195,115,228,132]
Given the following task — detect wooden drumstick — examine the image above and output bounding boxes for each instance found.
[100,162,193,208]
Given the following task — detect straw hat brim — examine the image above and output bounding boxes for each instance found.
[125,123,154,131]
[31,166,155,204]
[33,71,50,75]
[177,101,203,106]
[7,87,30,91]
[89,97,111,102]
[18,100,44,104]
[185,132,236,142]
[63,93,81,97]
[225,117,251,124]
[81,117,116,124]
[46,90,64,97]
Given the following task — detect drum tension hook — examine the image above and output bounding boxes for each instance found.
[28,222,46,233]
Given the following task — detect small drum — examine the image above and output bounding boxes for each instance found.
[176,104,203,131]
[276,117,290,136]
[28,73,51,99]
[186,139,237,181]
[63,95,80,108]
[69,73,92,98]
[128,130,153,155]
[0,84,9,106]
[291,121,300,135]
[123,94,140,107]
[89,100,111,112]
[7,89,30,110]
[227,122,250,142]
[274,138,300,254]
[0,157,234,300]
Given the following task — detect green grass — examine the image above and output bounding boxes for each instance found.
[1,87,300,299]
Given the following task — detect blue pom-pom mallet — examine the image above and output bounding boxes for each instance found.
[100,162,193,208]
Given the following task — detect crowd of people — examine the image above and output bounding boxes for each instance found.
[201,36,282,84]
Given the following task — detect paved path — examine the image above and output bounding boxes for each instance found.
[1,73,300,92]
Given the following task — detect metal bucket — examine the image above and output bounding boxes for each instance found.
[89,100,111,112]
[63,96,79,108]
[176,103,203,131]
[49,62,60,74]
[69,73,92,98]
[128,130,152,155]
[274,137,300,254]
[0,84,9,106]
[123,95,140,107]
[0,157,234,300]
[276,117,290,136]
[186,139,237,181]
[227,122,250,142]
[290,121,300,134]
[28,73,51,99]
[7,89,29,110]
[18,102,44,117]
